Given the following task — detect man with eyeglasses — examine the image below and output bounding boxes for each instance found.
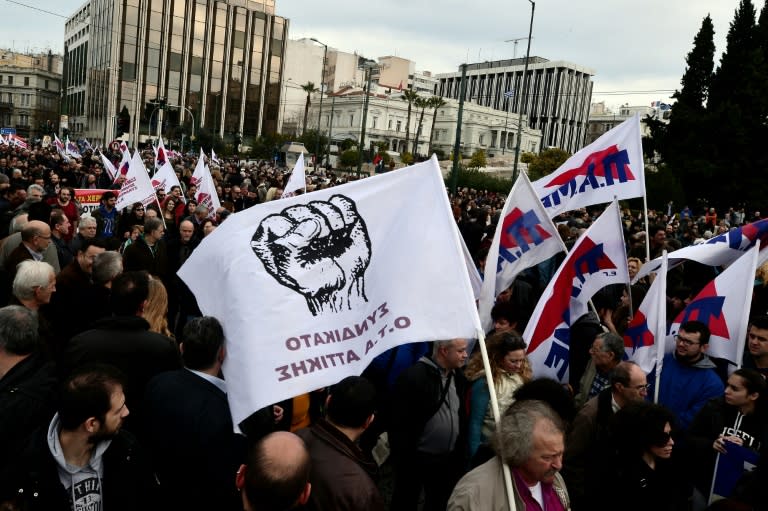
[657,320,724,430]
[3,220,51,281]
[563,361,648,510]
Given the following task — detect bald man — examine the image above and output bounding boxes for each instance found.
[0,216,60,274]
[237,431,311,511]
[4,221,52,281]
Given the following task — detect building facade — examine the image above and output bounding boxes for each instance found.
[436,57,594,154]
[64,0,287,146]
[0,50,62,139]
[308,91,541,159]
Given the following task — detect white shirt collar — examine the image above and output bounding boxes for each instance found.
[186,368,227,394]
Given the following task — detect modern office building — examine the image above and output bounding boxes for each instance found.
[0,49,62,139]
[436,57,594,154]
[63,0,288,146]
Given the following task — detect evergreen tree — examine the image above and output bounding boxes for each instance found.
[708,0,768,207]
[655,15,716,206]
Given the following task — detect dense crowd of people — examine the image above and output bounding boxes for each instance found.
[0,140,767,510]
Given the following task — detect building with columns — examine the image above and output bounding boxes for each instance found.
[308,90,541,159]
[63,0,287,146]
[436,57,594,154]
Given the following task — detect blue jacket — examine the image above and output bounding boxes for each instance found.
[657,352,724,430]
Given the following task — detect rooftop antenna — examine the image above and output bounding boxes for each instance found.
[504,37,532,59]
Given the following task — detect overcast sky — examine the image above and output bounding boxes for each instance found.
[2,0,743,109]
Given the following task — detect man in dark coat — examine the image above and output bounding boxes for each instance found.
[48,238,106,354]
[297,376,385,511]
[0,306,57,474]
[123,217,169,282]
[143,316,246,511]
[389,339,470,511]
[64,270,181,432]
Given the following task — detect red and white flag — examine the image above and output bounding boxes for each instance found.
[65,136,81,159]
[155,137,168,171]
[667,243,760,366]
[115,149,157,211]
[532,114,645,218]
[478,171,565,333]
[624,252,668,374]
[0,135,5,145]
[283,153,307,198]
[100,153,118,181]
[177,156,482,424]
[152,160,183,195]
[8,134,28,149]
[210,149,221,166]
[191,149,221,217]
[523,201,629,381]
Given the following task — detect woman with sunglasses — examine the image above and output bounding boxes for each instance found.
[687,368,768,508]
[118,201,145,241]
[464,332,532,463]
[610,401,687,511]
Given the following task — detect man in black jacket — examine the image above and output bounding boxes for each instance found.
[390,338,469,511]
[143,316,246,511]
[0,305,57,474]
[0,364,159,511]
[64,271,181,432]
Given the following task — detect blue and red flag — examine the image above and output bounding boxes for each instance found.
[523,201,629,381]
[532,114,645,218]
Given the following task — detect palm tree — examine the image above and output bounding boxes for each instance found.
[427,96,446,156]
[401,89,419,153]
[412,97,430,156]
[301,82,318,136]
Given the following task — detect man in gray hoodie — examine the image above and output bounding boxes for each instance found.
[0,364,159,511]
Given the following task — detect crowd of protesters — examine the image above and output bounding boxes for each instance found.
[0,139,767,511]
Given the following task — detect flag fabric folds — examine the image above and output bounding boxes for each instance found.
[523,201,629,382]
[65,137,81,159]
[667,244,760,366]
[531,114,645,218]
[283,153,307,198]
[100,153,118,181]
[634,218,768,282]
[477,171,564,333]
[155,137,168,170]
[178,156,481,426]
[115,149,157,211]
[152,160,183,195]
[624,252,668,374]
[8,134,28,149]
[191,149,221,217]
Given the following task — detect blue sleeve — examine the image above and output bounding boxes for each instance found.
[468,378,491,459]
[678,373,725,431]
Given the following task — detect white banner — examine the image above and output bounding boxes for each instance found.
[532,114,645,218]
[115,149,157,211]
[178,156,481,426]
[283,153,307,198]
[152,160,183,195]
[191,148,221,217]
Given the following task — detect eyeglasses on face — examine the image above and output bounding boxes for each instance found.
[675,334,700,347]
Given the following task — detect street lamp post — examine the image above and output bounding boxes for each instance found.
[450,64,468,194]
[310,38,328,169]
[326,92,337,168]
[357,61,377,176]
[512,0,535,182]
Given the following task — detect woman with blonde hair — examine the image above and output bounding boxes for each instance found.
[144,276,174,339]
[465,332,533,460]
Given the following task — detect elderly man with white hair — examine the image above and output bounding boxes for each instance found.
[12,260,56,311]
